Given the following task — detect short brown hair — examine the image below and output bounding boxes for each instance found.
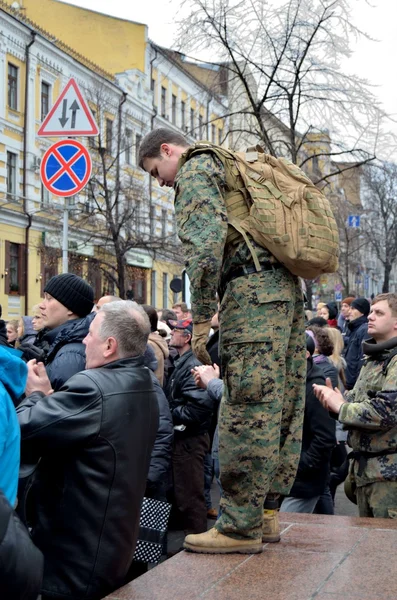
[172,302,189,313]
[306,324,334,356]
[372,293,397,317]
[138,128,189,168]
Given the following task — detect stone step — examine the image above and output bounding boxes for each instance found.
[105,512,397,600]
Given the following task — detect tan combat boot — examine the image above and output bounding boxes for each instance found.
[184,528,263,554]
[262,509,281,543]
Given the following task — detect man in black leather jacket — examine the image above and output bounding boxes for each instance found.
[17,301,159,600]
[166,319,213,535]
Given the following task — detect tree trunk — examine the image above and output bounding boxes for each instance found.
[382,263,392,293]
[116,253,126,298]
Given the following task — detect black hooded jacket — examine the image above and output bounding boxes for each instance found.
[166,349,213,436]
[289,359,336,499]
[42,315,92,391]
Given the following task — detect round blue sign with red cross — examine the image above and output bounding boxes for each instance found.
[40,139,92,197]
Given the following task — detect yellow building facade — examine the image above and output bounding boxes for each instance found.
[1,2,229,317]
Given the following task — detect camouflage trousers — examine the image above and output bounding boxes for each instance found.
[216,268,306,540]
[356,481,397,519]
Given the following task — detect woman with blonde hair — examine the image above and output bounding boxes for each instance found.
[326,326,346,389]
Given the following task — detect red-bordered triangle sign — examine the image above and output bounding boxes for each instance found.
[38,78,99,137]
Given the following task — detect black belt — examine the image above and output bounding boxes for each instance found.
[219,262,283,298]
[348,448,397,477]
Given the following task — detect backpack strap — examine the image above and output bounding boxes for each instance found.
[179,143,263,272]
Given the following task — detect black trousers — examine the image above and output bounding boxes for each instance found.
[172,432,210,535]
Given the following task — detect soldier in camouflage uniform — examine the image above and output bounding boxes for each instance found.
[314,293,397,519]
[139,128,305,553]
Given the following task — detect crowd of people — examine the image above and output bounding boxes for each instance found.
[1,268,397,599]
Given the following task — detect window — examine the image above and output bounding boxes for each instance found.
[218,128,223,144]
[199,115,203,138]
[9,243,19,292]
[150,204,156,235]
[89,110,97,148]
[135,200,141,227]
[161,86,167,118]
[4,241,25,296]
[8,64,18,110]
[106,119,113,153]
[41,82,50,121]
[135,133,142,164]
[190,108,195,132]
[41,183,50,205]
[125,128,132,164]
[151,78,155,92]
[172,94,177,124]
[161,209,167,238]
[6,152,17,198]
[181,100,186,130]
[211,124,216,143]
[151,270,157,307]
[162,272,169,308]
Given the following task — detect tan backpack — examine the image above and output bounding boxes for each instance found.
[181,143,339,280]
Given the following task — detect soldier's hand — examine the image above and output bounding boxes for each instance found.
[192,320,212,365]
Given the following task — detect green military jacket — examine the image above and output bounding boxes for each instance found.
[174,152,273,323]
[339,337,397,487]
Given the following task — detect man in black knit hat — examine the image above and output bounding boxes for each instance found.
[37,273,94,391]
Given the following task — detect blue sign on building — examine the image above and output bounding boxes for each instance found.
[348,215,361,228]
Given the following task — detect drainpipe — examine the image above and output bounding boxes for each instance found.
[23,30,36,315]
[115,90,127,224]
[149,46,158,205]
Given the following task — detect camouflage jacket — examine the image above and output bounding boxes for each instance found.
[174,152,273,323]
[339,337,397,487]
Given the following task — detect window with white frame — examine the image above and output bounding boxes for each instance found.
[125,128,132,164]
[135,133,142,165]
[172,94,177,124]
[199,114,203,138]
[161,209,167,239]
[41,82,50,121]
[181,101,186,130]
[41,183,50,205]
[106,119,113,153]
[161,86,167,118]
[6,152,17,198]
[8,64,18,110]
[150,204,156,236]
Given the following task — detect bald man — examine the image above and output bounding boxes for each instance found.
[93,295,121,312]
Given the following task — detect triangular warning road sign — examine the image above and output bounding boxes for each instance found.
[38,78,99,137]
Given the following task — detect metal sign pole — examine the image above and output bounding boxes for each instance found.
[63,201,69,273]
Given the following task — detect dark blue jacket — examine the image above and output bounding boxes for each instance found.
[344,315,370,390]
[43,316,91,391]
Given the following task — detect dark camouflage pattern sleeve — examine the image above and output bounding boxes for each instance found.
[174,154,228,323]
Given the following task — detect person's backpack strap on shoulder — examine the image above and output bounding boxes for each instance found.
[178,142,339,279]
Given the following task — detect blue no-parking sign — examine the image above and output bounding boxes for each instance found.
[40,139,92,197]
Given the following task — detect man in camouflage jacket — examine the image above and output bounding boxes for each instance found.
[139,128,305,553]
[314,293,397,518]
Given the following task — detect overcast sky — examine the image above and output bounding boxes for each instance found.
[64,0,397,132]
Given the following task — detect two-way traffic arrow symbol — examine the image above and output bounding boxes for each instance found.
[58,99,80,129]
